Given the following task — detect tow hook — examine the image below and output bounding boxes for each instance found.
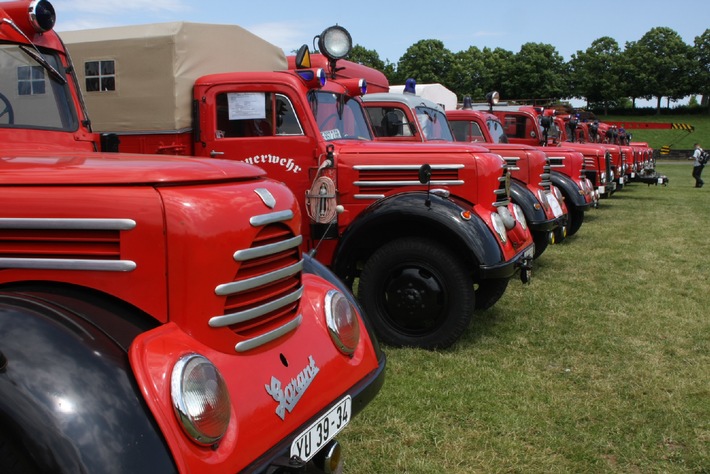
[520,255,533,284]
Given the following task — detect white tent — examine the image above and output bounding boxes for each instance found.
[389,83,457,111]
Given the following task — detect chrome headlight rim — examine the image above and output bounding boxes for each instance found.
[490,212,508,244]
[325,289,361,355]
[511,203,528,230]
[171,353,231,446]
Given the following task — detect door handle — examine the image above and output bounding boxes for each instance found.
[210,150,225,157]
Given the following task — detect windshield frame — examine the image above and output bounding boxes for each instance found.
[308,90,373,142]
[0,42,79,131]
[414,105,454,142]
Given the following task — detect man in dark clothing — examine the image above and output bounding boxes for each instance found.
[691,143,705,188]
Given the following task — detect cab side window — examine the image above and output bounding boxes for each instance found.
[214,92,304,138]
[275,94,303,135]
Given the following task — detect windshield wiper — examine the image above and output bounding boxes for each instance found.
[1,17,66,85]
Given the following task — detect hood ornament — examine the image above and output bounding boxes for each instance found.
[254,188,276,209]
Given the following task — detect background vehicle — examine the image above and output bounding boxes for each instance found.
[361,88,567,258]
[447,105,596,238]
[0,2,384,472]
[62,23,534,349]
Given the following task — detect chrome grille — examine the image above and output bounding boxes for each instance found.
[0,218,136,271]
[354,164,464,198]
[209,224,304,352]
[539,157,552,191]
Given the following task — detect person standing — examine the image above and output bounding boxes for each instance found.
[691,143,705,188]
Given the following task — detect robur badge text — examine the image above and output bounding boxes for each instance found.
[265,355,320,420]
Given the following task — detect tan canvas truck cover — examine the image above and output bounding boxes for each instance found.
[60,22,288,132]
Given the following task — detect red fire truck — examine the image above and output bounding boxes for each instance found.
[360,88,567,259]
[472,100,617,199]
[0,2,385,472]
[61,23,534,349]
[446,107,596,237]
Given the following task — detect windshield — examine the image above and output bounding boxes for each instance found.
[0,43,77,130]
[309,90,372,141]
[487,118,509,144]
[414,106,453,141]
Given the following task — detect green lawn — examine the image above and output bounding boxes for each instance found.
[602,114,710,152]
[341,162,710,473]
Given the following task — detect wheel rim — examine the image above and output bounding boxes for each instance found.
[380,265,448,335]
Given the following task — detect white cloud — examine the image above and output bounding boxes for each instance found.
[244,21,313,55]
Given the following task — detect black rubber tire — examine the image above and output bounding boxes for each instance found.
[474,278,509,311]
[566,208,585,236]
[358,237,475,349]
[532,230,550,259]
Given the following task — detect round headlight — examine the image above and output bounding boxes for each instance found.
[512,203,528,230]
[490,212,508,244]
[325,290,360,355]
[171,354,231,446]
[318,25,352,60]
[29,0,56,32]
[536,189,550,211]
[497,205,516,230]
[551,185,564,202]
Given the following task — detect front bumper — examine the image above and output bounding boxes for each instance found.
[478,244,534,282]
[248,353,387,473]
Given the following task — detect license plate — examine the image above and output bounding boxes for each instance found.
[290,396,351,462]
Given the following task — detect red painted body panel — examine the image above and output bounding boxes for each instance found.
[0,2,384,471]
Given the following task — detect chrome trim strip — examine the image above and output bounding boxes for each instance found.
[209,287,303,328]
[354,194,385,200]
[353,164,465,170]
[250,210,294,227]
[0,258,136,271]
[0,218,136,230]
[233,236,302,261]
[354,180,464,186]
[215,261,303,296]
[235,314,302,352]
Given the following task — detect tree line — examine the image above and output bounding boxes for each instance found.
[348,27,710,115]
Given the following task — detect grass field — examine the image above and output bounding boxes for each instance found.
[340,162,710,473]
[603,114,710,152]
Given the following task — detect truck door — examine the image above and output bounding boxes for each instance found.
[199,85,317,197]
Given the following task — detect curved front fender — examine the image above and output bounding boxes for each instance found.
[332,191,502,281]
[0,290,176,474]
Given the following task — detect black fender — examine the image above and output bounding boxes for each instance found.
[0,286,176,474]
[302,253,384,362]
[509,180,549,229]
[332,191,501,283]
[551,172,593,210]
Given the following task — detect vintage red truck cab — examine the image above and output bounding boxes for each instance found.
[360,89,566,259]
[553,114,629,192]
[61,23,534,349]
[0,2,385,472]
[481,103,617,199]
[446,107,596,238]
[590,121,665,185]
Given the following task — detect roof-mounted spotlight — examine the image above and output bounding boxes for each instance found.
[316,25,352,79]
[485,91,500,112]
[2,0,56,34]
[317,25,352,60]
[29,0,56,32]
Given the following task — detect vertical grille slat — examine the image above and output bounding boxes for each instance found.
[210,223,303,352]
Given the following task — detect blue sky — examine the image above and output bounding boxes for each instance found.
[53,0,708,63]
